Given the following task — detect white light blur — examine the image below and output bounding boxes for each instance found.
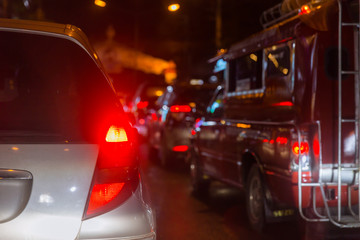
[23,0,30,9]
[39,194,54,204]
[344,132,355,156]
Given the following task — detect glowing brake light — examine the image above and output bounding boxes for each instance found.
[276,137,288,144]
[292,142,309,155]
[87,183,125,212]
[172,145,189,152]
[272,101,293,107]
[170,105,191,113]
[151,113,158,121]
[84,114,139,220]
[191,129,196,136]
[136,101,149,109]
[313,139,320,156]
[299,5,311,15]
[106,125,128,142]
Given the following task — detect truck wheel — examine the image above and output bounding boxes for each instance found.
[246,164,266,232]
[190,149,209,196]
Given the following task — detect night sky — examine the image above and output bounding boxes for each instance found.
[9,0,282,82]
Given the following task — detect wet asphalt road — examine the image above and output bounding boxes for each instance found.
[138,143,360,240]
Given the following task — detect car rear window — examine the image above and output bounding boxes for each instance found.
[0,31,120,143]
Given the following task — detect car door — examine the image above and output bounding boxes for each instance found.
[197,87,225,178]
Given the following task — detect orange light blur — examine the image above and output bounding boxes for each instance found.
[299,5,311,15]
[236,123,251,128]
[106,126,128,142]
[94,0,106,7]
[168,3,180,12]
[155,90,164,97]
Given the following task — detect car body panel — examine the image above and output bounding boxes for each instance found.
[0,144,98,240]
[198,120,223,178]
[79,185,155,239]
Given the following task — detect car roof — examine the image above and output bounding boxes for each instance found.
[0,18,100,65]
[0,18,115,92]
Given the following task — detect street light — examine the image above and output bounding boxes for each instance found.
[168,3,180,12]
[94,0,106,8]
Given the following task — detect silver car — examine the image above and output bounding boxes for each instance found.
[0,19,155,240]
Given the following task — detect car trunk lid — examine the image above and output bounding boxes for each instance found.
[0,143,98,239]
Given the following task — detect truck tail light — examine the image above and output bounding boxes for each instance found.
[292,141,309,155]
[291,140,311,172]
[83,121,139,219]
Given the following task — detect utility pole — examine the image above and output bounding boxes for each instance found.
[215,0,222,50]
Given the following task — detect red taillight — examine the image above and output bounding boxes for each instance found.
[172,145,189,152]
[276,137,288,145]
[84,123,139,219]
[292,141,309,155]
[170,105,191,113]
[151,113,158,121]
[87,183,125,212]
[105,125,128,142]
[272,101,293,107]
[313,139,320,156]
[136,101,148,109]
[191,129,196,136]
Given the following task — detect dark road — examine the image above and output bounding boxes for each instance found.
[138,143,360,240]
[139,144,301,240]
